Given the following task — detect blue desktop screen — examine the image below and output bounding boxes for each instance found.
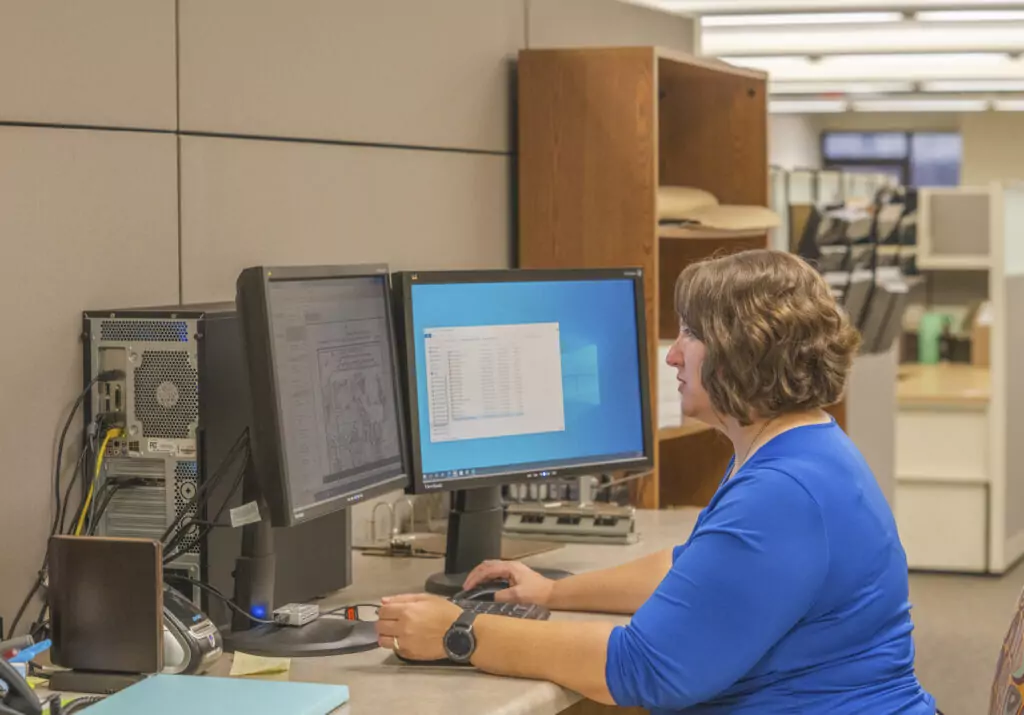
[409,278,646,485]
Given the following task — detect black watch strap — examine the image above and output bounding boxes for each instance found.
[454,610,478,629]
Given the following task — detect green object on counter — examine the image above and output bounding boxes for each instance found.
[918,312,950,364]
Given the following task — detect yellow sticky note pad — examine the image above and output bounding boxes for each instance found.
[229,651,292,679]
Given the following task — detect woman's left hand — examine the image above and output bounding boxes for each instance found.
[376,593,464,661]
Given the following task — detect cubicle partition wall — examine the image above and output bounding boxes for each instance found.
[769,167,788,252]
[895,183,1024,574]
[786,169,815,253]
[917,186,992,270]
[991,184,1024,571]
[818,170,843,205]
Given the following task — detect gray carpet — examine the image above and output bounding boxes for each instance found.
[909,560,1024,715]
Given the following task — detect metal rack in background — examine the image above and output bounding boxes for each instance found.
[501,474,640,545]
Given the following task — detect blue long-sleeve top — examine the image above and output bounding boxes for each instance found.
[606,419,935,714]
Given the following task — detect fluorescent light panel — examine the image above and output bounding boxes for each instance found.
[702,12,902,26]
[655,0,1024,11]
[769,99,846,113]
[722,53,1023,82]
[994,99,1024,110]
[703,24,1024,56]
[852,98,988,112]
[770,81,915,94]
[916,10,1024,22]
[922,80,1024,92]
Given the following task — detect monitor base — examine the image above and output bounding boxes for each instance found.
[426,486,574,597]
[222,617,378,657]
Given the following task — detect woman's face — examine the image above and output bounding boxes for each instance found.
[666,322,713,422]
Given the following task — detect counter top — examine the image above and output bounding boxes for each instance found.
[897,363,990,409]
[209,508,701,715]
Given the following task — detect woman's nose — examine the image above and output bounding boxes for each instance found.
[666,340,683,367]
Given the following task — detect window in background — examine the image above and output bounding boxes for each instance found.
[911,133,962,187]
[821,131,961,188]
[822,132,908,161]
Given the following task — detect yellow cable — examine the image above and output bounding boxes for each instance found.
[75,427,123,536]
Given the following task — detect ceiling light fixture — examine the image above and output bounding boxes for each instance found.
[916,10,1024,22]
[852,98,989,112]
[770,81,915,94]
[994,99,1024,110]
[721,53,1018,82]
[769,99,847,113]
[702,12,902,27]
[703,26,1024,57]
[922,80,1024,92]
[655,0,1024,12]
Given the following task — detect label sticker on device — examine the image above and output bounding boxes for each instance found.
[147,439,178,456]
[230,501,262,528]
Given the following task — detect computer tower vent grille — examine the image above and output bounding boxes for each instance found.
[134,351,199,439]
[100,319,189,343]
[173,461,200,555]
[106,458,165,480]
[105,484,167,541]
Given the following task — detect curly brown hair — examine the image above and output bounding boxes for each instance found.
[674,249,861,426]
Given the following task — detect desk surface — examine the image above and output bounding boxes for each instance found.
[897,363,990,409]
[204,509,700,715]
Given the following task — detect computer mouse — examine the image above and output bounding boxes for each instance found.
[452,579,510,602]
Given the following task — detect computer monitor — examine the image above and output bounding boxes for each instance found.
[227,264,410,656]
[238,264,408,524]
[393,268,653,594]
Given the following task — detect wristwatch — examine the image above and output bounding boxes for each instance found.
[443,610,479,664]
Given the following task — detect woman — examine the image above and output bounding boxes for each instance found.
[376,250,936,714]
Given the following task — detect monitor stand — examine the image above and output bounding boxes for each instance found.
[221,457,378,657]
[424,486,573,597]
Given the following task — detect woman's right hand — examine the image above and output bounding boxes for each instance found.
[462,560,556,606]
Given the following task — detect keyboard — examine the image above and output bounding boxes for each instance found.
[451,599,550,620]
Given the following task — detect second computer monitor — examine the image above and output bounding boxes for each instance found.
[394,268,654,494]
[237,265,409,527]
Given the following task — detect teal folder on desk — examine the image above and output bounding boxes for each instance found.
[81,674,350,714]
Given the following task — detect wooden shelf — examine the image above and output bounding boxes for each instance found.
[660,226,767,240]
[658,420,713,441]
[517,47,768,509]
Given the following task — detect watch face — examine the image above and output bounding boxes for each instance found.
[445,629,474,660]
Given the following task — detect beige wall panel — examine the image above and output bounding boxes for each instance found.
[179,136,511,303]
[0,0,176,129]
[1003,277,1024,546]
[962,113,1024,186]
[178,0,524,152]
[0,127,179,626]
[527,0,697,52]
[769,114,820,170]
[846,348,897,505]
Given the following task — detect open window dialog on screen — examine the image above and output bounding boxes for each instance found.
[424,323,566,443]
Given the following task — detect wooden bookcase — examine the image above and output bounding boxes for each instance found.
[517,47,770,509]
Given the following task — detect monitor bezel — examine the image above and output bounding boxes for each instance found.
[394,267,654,496]
[236,264,410,528]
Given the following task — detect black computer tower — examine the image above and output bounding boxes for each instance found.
[83,305,353,627]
